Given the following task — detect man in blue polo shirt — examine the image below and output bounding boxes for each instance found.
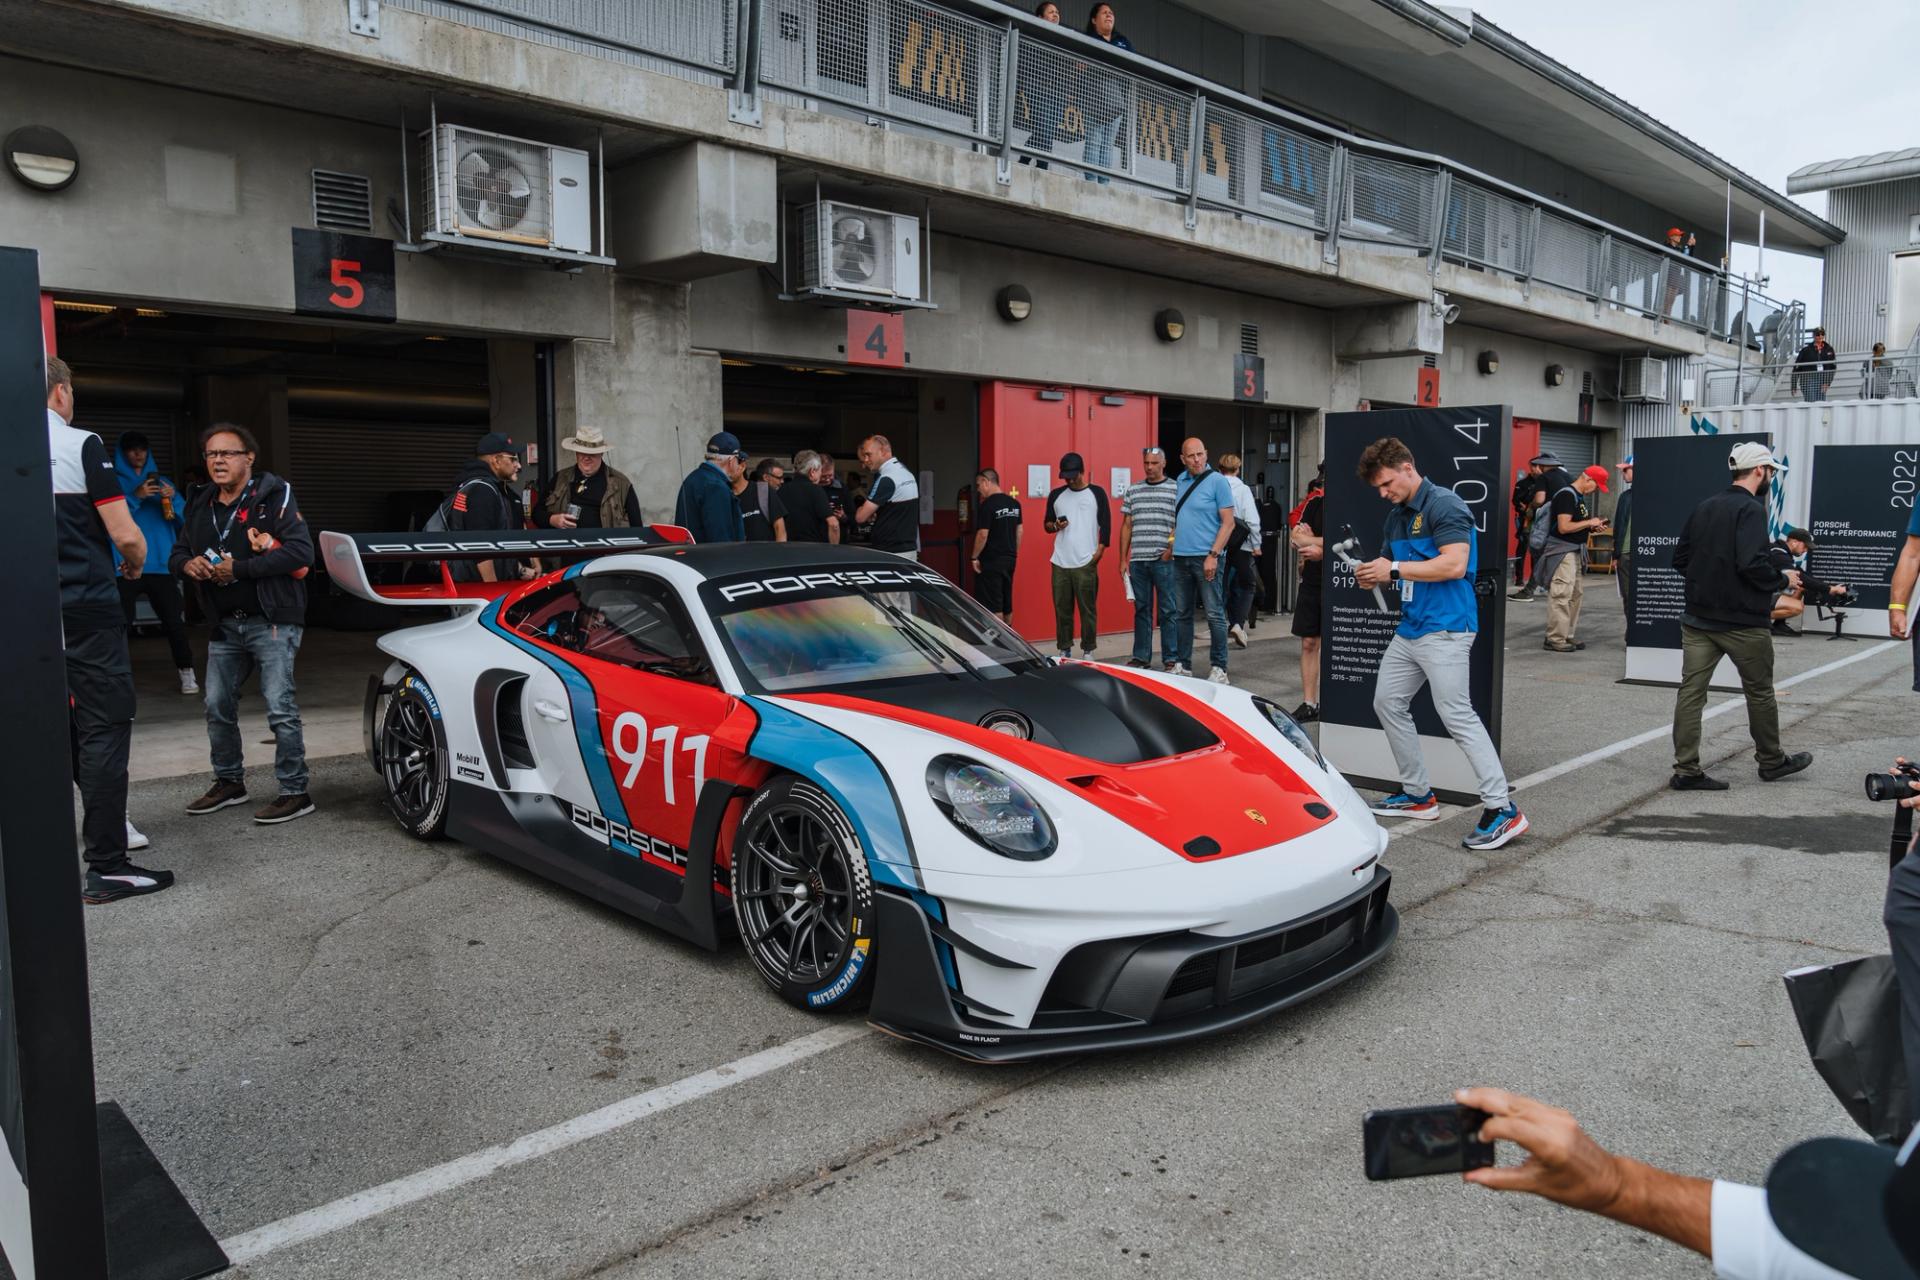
[1352,436,1526,850]
[1170,437,1237,683]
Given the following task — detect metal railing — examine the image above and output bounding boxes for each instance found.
[1708,349,1920,405]
[392,0,1770,335]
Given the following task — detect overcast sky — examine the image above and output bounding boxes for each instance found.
[1472,0,1919,328]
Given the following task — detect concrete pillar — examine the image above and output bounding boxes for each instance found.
[555,278,723,525]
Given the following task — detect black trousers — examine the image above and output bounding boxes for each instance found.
[1886,847,1920,1106]
[66,626,135,870]
[1226,547,1259,626]
[119,574,193,670]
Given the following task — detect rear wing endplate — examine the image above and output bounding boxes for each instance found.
[318,527,692,608]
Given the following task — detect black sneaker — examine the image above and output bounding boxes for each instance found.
[255,793,316,824]
[1758,752,1813,782]
[1290,702,1320,723]
[1670,773,1730,792]
[1543,641,1584,653]
[187,778,249,814]
[1770,621,1796,637]
[83,863,176,904]
[1126,658,1151,668]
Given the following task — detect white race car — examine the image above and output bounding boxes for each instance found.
[322,531,1397,1062]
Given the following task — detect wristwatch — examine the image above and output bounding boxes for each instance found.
[1389,561,1402,581]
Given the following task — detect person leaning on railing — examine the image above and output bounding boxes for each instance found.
[1077,4,1133,183]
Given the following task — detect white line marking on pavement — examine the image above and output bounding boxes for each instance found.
[218,1022,872,1266]
[1378,640,1902,830]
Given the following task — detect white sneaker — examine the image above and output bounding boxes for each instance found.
[1229,624,1249,649]
[1207,668,1231,685]
[178,667,199,695]
[125,816,150,851]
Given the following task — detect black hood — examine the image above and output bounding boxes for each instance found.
[842,664,1217,765]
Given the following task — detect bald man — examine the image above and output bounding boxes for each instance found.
[1170,437,1236,683]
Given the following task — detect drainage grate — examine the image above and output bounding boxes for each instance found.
[312,169,374,232]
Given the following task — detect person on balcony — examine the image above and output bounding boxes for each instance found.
[1795,328,1837,402]
[1078,4,1133,184]
[1869,342,1892,400]
[1017,3,1062,172]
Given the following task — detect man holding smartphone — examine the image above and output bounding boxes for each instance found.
[1043,452,1109,660]
[1541,464,1610,654]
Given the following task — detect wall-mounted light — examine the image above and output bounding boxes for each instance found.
[995,284,1033,323]
[1545,363,1567,388]
[1477,349,1501,376]
[3,126,79,192]
[1154,308,1186,342]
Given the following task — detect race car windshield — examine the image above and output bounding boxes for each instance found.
[710,580,1046,694]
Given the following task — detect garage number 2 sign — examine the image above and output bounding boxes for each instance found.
[292,228,396,323]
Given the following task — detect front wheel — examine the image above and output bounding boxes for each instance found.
[731,776,876,1011]
[380,672,449,839]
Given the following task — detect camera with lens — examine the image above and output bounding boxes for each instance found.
[1866,765,1920,803]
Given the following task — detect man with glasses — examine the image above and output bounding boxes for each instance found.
[172,423,317,825]
[448,431,533,582]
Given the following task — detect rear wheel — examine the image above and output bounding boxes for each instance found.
[732,776,876,1011]
[380,672,449,839]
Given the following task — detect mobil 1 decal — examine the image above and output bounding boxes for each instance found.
[1807,443,1913,614]
[1622,432,1768,685]
[1319,406,1510,803]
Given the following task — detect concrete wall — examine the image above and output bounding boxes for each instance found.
[1355,323,1624,429]
[689,234,1334,406]
[555,279,723,523]
[0,56,610,339]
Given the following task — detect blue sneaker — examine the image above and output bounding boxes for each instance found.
[1368,791,1441,821]
[1462,804,1528,850]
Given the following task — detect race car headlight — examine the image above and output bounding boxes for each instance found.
[924,755,1057,861]
[1253,698,1326,771]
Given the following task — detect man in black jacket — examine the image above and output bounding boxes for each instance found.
[171,424,317,824]
[1669,442,1811,791]
[448,432,531,582]
[1794,327,1836,402]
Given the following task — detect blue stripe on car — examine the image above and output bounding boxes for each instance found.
[477,598,640,858]
[743,696,920,892]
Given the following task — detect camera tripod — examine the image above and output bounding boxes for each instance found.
[1814,600,1857,642]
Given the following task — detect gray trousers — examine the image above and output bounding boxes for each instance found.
[1372,630,1510,808]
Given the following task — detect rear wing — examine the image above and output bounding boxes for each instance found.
[318,527,692,608]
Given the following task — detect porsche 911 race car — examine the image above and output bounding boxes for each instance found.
[321,529,1397,1062]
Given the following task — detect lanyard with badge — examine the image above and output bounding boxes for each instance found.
[205,478,257,566]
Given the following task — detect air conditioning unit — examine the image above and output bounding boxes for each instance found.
[1620,356,1668,403]
[420,124,592,256]
[796,201,922,302]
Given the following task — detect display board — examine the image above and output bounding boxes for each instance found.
[1320,406,1510,805]
[1806,443,1911,632]
[1623,432,1768,687]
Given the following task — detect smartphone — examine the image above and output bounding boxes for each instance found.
[1362,1104,1494,1181]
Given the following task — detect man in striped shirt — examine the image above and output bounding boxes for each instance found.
[1119,445,1179,669]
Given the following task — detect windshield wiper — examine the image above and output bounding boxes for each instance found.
[860,590,982,682]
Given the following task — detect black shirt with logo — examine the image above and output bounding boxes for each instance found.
[977,493,1021,563]
[738,485,787,542]
[189,486,264,616]
[1549,486,1590,536]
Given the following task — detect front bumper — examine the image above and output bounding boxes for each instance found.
[868,869,1397,1063]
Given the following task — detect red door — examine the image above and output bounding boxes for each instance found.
[979,381,1158,644]
[1510,418,1542,563]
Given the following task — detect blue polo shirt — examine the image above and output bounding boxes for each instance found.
[1381,478,1479,638]
[1173,469,1234,557]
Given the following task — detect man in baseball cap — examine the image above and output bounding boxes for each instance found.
[1539,464,1610,653]
[1668,439,1808,790]
[1510,453,1572,601]
[672,431,748,543]
[1043,451,1110,659]
[445,432,529,583]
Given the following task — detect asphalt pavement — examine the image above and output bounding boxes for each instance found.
[87,588,1911,1278]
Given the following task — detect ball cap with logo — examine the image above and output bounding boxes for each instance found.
[475,431,522,458]
[1728,442,1788,473]
[1765,1122,1920,1278]
[705,431,749,461]
[1059,451,1086,478]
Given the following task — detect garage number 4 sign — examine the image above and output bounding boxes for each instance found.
[847,308,905,368]
[292,227,396,323]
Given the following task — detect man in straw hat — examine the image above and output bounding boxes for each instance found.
[544,424,642,529]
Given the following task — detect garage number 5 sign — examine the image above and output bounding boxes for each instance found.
[292,227,396,323]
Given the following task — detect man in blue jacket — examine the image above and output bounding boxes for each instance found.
[113,431,197,694]
[674,431,748,543]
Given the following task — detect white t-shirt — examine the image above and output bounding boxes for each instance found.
[1224,474,1262,542]
[1710,1181,1851,1280]
[1050,485,1101,569]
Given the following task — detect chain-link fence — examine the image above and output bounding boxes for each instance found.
[1342,154,1437,248]
[1191,103,1332,231]
[1008,37,1193,186]
[1440,177,1533,275]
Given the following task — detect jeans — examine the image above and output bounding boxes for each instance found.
[206,617,309,795]
[1083,115,1121,181]
[1671,624,1782,777]
[1372,630,1509,808]
[119,574,194,670]
[1128,558,1177,664]
[1800,381,1826,403]
[1171,556,1227,671]
[1051,562,1100,653]
[1226,547,1259,627]
[66,627,134,869]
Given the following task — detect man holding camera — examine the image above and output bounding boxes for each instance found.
[1669,442,1812,791]
[1768,528,1850,636]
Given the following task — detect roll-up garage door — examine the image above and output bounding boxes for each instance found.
[71,406,181,478]
[1538,425,1598,470]
[289,419,482,536]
